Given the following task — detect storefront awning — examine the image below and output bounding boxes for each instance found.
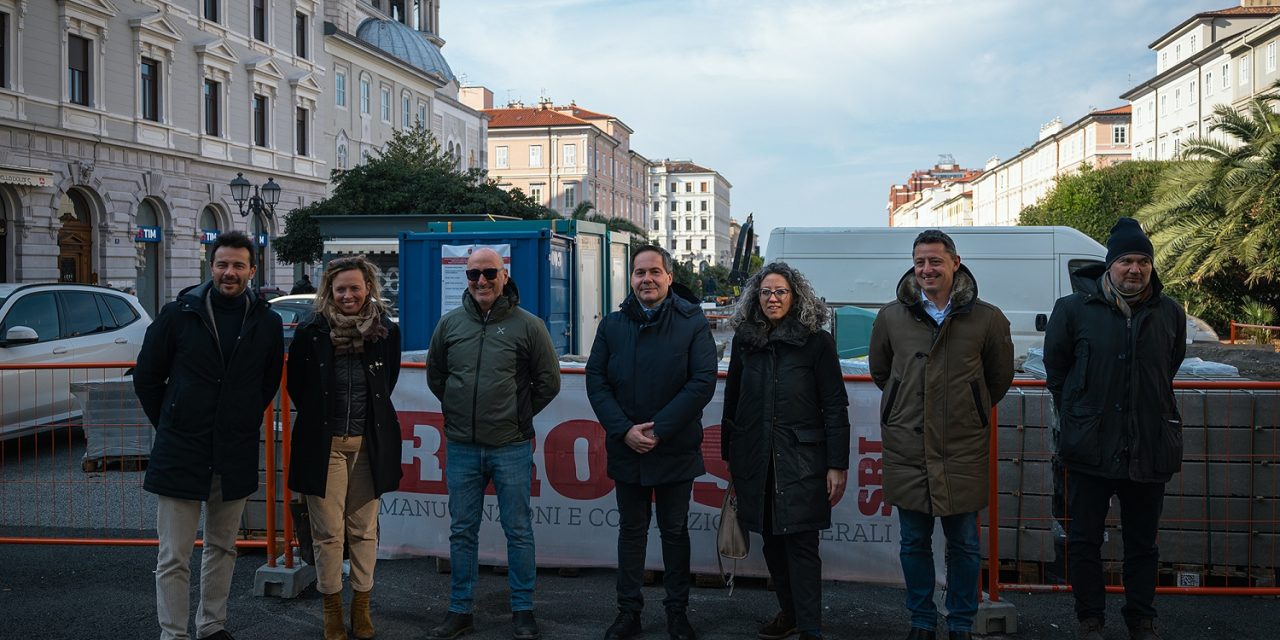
[0,164,54,188]
[323,238,400,254]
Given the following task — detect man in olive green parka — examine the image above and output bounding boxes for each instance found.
[869,229,1014,640]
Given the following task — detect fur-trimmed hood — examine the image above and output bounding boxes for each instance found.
[894,263,979,314]
[734,314,812,351]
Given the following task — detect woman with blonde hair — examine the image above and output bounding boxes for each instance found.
[287,255,402,640]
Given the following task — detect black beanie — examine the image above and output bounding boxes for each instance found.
[1105,217,1153,267]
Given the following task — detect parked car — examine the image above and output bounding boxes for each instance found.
[270,294,398,329]
[256,286,288,301]
[270,295,317,345]
[0,283,151,439]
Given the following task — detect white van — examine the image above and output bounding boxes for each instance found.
[765,226,1134,357]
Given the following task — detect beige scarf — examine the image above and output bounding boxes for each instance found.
[326,303,387,354]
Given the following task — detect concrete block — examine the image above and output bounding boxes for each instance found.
[975,598,1018,635]
[253,554,316,599]
[933,590,1018,635]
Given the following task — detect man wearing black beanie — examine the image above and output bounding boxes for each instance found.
[1042,217,1186,640]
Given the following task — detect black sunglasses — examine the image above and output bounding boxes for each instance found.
[465,268,501,282]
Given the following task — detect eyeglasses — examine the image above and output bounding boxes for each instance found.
[465,268,501,282]
[759,288,791,299]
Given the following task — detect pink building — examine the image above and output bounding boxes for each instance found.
[460,88,651,227]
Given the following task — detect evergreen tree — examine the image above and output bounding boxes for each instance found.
[274,126,553,264]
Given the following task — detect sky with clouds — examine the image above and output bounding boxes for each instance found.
[440,0,1211,251]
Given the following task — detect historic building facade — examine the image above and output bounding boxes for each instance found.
[0,0,334,316]
[0,0,485,317]
[647,159,731,269]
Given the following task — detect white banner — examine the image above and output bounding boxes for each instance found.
[381,369,943,585]
[441,244,511,315]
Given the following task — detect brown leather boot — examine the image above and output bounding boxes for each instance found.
[351,589,375,639]
[323,592,346,640]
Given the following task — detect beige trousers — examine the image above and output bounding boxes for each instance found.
[305,435,380,594]
[155,474,247,640]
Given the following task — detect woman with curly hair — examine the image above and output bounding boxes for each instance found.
[721,262,850,640]
[287,256,402,640]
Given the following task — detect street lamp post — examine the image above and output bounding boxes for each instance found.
[228,173,281,290]
[229,172,281,218]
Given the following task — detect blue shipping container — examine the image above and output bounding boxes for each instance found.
[399,230,575,354]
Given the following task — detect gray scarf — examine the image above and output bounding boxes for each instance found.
[1101,272,1150,319]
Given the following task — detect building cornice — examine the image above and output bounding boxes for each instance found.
[978,108,1130,178]
[1148,8,1280,50]
[1120,35,1238,100]
[0,116,327,185]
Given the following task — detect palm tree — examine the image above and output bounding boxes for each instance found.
[1139,81,1280,285]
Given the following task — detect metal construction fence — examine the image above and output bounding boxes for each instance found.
[986,378,1280,600]
[2,362,1279,598]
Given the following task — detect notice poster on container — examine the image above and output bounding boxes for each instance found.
[440,244,511,314]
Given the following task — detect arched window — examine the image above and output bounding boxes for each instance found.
[57,189,94,283]
[337,142,348,169]
[251,211,270,289]
[0,193,9,283]
[58,190,91,224]
[198,205,221,282]
[134,200,163,317]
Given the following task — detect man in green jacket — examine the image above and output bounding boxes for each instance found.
[869,230,1014,640]
[425,247,561,640]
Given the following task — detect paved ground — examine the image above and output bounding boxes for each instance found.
[1,543,1278,640]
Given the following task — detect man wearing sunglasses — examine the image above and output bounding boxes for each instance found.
[586,245,717,640]
[426,247,561,640]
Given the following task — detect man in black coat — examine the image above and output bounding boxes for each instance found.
[586,245,718,640]
[290,274,316,294]
[1043,218,1186,640]
[134,231,284,640]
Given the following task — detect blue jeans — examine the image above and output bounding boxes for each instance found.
[446,440,536,613]
[898,508,981,632]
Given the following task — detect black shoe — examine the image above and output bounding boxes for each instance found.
[197,631,235,640]
[428,612,475,640]
[905,629,936,640]
[604,611,642,640]
[948,632,972,640]
[758,612,798,640]
[1079,618,1104,640]
[513,610,541,640]
[1128,618,1162,640]
[667,611,696,640]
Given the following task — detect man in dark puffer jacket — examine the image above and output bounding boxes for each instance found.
[1044,217,1186,640]
[587,245,717,640]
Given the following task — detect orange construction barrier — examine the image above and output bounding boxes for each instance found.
[4,362,1280,602]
